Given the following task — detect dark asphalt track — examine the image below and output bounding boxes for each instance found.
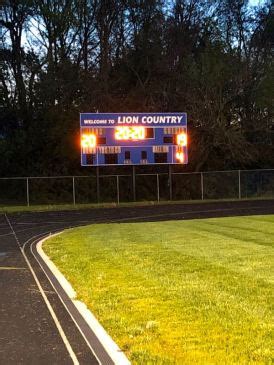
[1,199,274,364]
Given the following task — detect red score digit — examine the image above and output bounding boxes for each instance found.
[176,133,187,146]
[176,151,185,163]
[81,134,96,148]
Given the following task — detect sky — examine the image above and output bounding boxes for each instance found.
[249,0,265,5]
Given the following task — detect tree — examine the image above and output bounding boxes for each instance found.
[0,0,273,176]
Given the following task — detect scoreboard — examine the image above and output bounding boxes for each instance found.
[80,113,188,166]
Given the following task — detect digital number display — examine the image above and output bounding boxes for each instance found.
[176,151,185,163]
[115,126,145,140]
[81,134,96,148]
[176,133,187,146]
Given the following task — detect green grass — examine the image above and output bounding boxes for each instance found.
[44,216,274,364]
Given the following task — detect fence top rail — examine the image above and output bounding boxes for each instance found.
[98,174,130,178]
[201,168,274,174]
[1,168,274,180]
[136,173,168,176]
[0,175,100,180]
[172,172,201,175]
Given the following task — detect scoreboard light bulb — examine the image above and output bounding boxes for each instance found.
[176,151,184,163]
[115,126,145,140]
[176,133,187,146]
[81,133,96,148]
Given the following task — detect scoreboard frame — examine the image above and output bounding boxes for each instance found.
[80,112,188,166]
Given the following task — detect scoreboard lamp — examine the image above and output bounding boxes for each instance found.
[80,113,188,166]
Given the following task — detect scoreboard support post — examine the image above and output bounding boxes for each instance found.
[116,175,120,204]
[72,177,76,205]
[156,174,160,202]
[132,166,136,201]
[201,172,204,200]
[168,165,173,200]
[26,178,30,207]
[96,166,100,203]
[238,170,241,200]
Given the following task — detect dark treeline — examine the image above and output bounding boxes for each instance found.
[0,0,273,177]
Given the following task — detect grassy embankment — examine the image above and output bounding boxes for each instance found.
[44,215,274,364]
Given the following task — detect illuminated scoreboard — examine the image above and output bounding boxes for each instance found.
[80,113,188,166]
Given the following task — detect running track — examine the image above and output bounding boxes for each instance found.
[1,199,274,364]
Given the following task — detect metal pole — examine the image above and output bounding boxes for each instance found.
[116,175,120,204]
[96,166,100,203]
[156,174,160,202]
[132,165,136,201]
[201,172,204,200]
[168,165,172,200]
[72,177,76,205]
[238,170,241,199]
[26,178,30,206]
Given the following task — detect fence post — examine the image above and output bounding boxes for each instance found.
[132,165,136,201]
[156,174,160,202]
[238,170,241,199]
[72,177,76,205]
[201,172,204,200]
[96,166,100,203]
[26,178,30,206]
[116,175,120,204]
[168,165,173,200]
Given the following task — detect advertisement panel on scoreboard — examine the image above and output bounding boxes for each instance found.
[80,113,188,166]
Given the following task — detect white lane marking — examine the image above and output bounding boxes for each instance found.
[0,266,28,270]
[16,221,67,225]
[6,226,67,239]
[32,234,103,365]
[25,229,105,364]
[36,233,130,365]
[4,215,79,365]
[22,230,60,249]
[16,220,96,225]
[10,223,91,235]
[106,205,272,223]
[0,232,13,238]
[12,204,272,236]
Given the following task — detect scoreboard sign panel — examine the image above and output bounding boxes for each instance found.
[80,113,188,166]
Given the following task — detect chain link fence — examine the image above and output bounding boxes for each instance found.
[0,169,274,207]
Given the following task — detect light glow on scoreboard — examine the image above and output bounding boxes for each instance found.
[80,113,188,166]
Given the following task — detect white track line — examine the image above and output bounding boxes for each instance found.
[107,205,271,223]
[0,232,13,238]
[16,220,96,225]
[23,229,104,364]
[4,215,79,365]
[35,232,130,365]
[11,225,69,236]
[31,234,102,365]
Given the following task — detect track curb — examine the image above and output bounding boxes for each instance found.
[36,232,131,365]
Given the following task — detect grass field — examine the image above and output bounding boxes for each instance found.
[44,215,274,364]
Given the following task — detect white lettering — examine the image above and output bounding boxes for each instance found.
[141,115,184,124]
[118,116,139,124]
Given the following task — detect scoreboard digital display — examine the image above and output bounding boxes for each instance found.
[80,113,188,166]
